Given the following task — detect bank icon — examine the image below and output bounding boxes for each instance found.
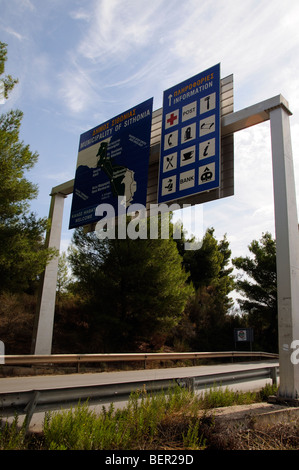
[179,169,195,191]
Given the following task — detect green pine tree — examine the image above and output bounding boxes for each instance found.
[68,223,194,352]
[179,228,235,351]
[0,42,55,293]
[232,232,278,352]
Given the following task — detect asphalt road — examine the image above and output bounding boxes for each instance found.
[0,360,278,432]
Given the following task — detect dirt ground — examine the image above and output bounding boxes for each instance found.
[195,403,299,450]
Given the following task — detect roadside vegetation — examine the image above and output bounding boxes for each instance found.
[2,383,298,451]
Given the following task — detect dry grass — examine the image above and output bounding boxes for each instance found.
[2,384,299,450]
[228,420,299,450]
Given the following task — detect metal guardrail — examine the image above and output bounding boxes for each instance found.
[0,362,279,432]
[1,351,278,369]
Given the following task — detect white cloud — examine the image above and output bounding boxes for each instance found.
[165,0,299,104]
[59,1,171,114]
[78,0,146,62]
[60,0,299,117]
[196,121,277,258]
[2,26,25,41]
[59,70,91,114]
[69,8,91,22]
[22,0,35,10]
[76,0,165,63]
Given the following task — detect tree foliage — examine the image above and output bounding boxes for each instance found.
[179,228,236,350]
[0,42,55,293]
[68,224,193,352]
[232,232,278,352]
[0,41,18,100]
[57,252,70,296]
[0,109,38,222]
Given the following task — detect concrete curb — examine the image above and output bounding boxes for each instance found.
[205,403,299,430]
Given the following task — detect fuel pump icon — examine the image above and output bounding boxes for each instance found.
[184,127,192,141]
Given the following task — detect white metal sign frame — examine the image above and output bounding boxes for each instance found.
[32,93,299,402]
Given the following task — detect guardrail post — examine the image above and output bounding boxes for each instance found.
[270,367,278,386]
[177,377,195,392]
[24,391,40,433]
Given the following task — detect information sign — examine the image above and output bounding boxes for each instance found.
[69,98,153,229]
[158,64,221,204]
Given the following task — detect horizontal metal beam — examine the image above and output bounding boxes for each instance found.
[0,367,279,410]
[50,179,74,196]
[2,351,278,366]
[177,366,279,391]
[221,94,292,136]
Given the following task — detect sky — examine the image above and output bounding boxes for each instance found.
[1,0,299,271]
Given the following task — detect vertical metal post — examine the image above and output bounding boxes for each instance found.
[31,192,66,355]
[270,105,299,401]
[270,367,278,387]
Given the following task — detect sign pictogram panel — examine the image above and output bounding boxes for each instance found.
[158,64,221,204]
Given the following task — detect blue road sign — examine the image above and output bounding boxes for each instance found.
[158,64,221,204]
[69,98,153,229]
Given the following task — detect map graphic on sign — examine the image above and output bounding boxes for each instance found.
[95,141,136,204]
[69,98,153,229]
[158,64,221,204]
